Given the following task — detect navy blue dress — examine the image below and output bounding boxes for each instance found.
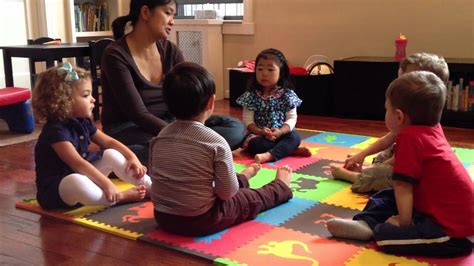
[35,118,103,209]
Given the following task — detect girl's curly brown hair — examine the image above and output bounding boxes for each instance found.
[32,64,90,121]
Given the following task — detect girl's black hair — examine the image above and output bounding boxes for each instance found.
[112,0,177,40]
[247,48,294,91]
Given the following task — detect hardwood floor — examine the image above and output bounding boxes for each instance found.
[1,100,472,265]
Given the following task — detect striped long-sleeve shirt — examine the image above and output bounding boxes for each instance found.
[149,120,239,216]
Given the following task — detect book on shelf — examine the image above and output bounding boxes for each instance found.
[446,81,452,111]
[446,77,473,112]
[459,78,463,112]
[74,1,109,32]
[470,81,474,111]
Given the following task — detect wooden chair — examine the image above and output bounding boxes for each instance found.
[88,38,114,120]
[27,37,62,89]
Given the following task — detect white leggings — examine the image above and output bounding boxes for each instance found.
[58,149,152,207]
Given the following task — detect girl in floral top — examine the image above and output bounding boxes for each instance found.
[236,48,311,163]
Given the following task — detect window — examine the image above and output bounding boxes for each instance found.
[1,0,30,88]
[176,0,243,20]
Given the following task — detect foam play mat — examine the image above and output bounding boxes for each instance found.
[16,129,474,265]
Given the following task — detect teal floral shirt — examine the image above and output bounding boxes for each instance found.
[236,87,302,129]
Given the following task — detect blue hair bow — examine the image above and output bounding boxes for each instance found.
[57,62,79,82]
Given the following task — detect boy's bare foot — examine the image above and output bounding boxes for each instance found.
[275,165,292,187]
[241,163,262,179]
[291,146,312,157]
[329,163,359,183]
[255,152,273,163]
[327,218,373,241]
[118,185,146,204]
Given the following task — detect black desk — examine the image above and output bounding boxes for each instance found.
[229,69,334,116]
[0,43,90,87]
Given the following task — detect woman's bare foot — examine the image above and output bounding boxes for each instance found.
[240,163,262,179]
[291,146,312,157]
[118,185,146,204]
[275,165,292,187]
[329,163,359,183]
[255,152,273,163]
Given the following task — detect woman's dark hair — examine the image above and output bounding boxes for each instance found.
[163,62,216,120]
[248,48,294,91]
[112,0,177,39]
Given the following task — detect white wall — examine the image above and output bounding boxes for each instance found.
[0,0,30,89]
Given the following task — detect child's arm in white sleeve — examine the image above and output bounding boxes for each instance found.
[242,107,255,128]
[243,107,268,136]
[270,108,297,139]
[283,108,297,131]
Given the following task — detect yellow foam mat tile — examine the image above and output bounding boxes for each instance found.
[74,217,143,240]
[346,248,429,265]
[321,187,369,211]
[350,137,379,150]
[467,164,474,181]
[16,179,137,218]
[296,128,323,133]
[63,179,135,217]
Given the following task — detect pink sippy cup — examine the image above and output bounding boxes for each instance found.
[395,33,407,61]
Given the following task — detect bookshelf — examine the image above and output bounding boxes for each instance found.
[333,57,474,129]
[67,0,130,42]
[442,58,474,128]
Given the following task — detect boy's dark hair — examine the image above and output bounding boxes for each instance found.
[163,62,216,120]
[248,48,294,91]
[386,71,446,126]
[112,0,177,39]
[399,53,449,83]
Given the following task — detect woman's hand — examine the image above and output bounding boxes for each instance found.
[126,157,147,179]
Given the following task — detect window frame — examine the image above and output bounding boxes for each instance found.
[175,0,254,35]
[176,0,244,21]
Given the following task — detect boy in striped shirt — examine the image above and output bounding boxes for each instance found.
[150,62,293,236]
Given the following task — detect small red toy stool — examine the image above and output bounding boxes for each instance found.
[0,87,35,133]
